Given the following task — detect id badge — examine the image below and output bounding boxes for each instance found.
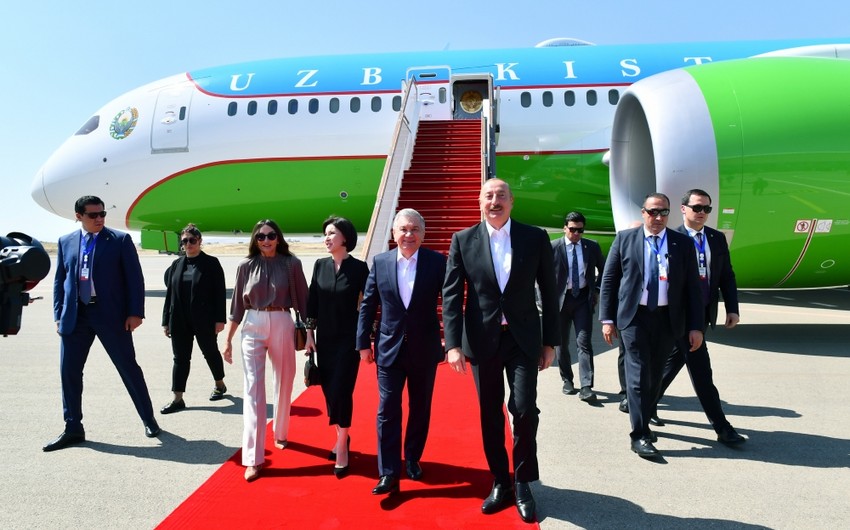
[80,265,90,281]
[698,265,707,280]
[658,263,668,282]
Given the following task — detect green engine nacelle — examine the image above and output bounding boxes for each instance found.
[610,56,850,288]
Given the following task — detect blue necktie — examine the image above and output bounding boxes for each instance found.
[570,244,580,298]
[79,233,92,304]
[696,232,710,305]
[647,235,659,311]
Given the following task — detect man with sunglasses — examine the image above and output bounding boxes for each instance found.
[551,211,605,402]
[599,193,704,458]
[651,189,746,445]
[45,195,159,452]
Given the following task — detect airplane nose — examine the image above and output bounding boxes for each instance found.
[30,167,55,214]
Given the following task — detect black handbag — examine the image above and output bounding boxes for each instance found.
[304,352,320,387]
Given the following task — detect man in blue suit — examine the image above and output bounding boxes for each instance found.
[599,192,704,458]
[45,195,159,452]
[357,208,447,496]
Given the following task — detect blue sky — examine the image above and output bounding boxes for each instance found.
[2,0,850,242]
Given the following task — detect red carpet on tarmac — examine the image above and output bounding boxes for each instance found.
[158,362,539,529]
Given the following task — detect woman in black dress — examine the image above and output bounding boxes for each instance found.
[161,224,229,414]
[305,216,369,478]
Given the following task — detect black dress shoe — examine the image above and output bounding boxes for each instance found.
[619,397,629,413]
[43,431,85,452]
[160,399,186,414]
[209,385,227,401]
[562,380,578,395]
[631,438,660,458]
[649,414,665,427]
[372,475,399,495]
[145,421,162,438]
[515,481,537,523]
[717,426,746,445]
[333,465,350,479]
[647,428,658,443]
[579,386,597,402]
[405,460,423,481]
[481,483,514,514]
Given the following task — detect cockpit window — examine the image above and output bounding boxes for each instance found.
[75,115,100,135]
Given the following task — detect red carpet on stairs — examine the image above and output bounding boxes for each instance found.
[158,362,539,529]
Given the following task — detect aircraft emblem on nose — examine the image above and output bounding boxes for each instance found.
[109,107,139,140]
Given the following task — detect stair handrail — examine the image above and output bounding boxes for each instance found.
[361,76,421,265]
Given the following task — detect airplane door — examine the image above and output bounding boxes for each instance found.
[406,66,451,121]
[151,84,192,153]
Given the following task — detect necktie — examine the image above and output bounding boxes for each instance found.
[696,232,710,305]
[647,235,659,311]
[570,244,580,298]
[79,233,92,304]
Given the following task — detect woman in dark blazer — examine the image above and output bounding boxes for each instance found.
[305,216,369,478]
[161,224,229,414]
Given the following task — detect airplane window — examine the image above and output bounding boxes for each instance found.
[330,98,340,113]
[392,96,401,111]
[179,107,187,120]
[75,115,99,135]
[608,89,620,105]
[247,101,258,116]
[227,102,237,116]
[586,90,597,106]
[542,91,553,107]
[520,92,531,108]
[309,98,319,114]
[288,99,298,115]
[371,96,382,112]
[350,97,361,113]
[564,91,575,107]
[268,100,278,115]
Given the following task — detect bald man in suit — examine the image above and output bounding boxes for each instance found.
[599,192,703,458]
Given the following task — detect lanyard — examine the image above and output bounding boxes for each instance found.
[81,233,97,268]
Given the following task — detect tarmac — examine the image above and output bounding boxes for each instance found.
[1,249,848,529]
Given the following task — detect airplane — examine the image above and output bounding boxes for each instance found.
[30,37,850,289]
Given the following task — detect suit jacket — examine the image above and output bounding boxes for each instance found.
[551,236,605,307]
[677,225,739,328]
[54,227,145,335]
[598,226,703,337]
[356,247,446,367]
[161,251,226,333]
[443,220,559,360]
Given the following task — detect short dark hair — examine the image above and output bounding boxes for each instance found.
[74,195,104,214]
[643,192,670,208]
[247,219,291,258]
[682,188,712,205]
[322,216,358,252]
[564,211,586,225]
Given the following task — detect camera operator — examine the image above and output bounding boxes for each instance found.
[0,232,50,336]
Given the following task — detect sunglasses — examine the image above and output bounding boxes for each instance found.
[567,227,585,233]
[643,208,670,217]
[181,237,199,245]
[684,204,713,214]
[256,232,278,241]
[83,211,107,219]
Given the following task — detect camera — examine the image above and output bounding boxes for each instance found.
[1,232,50,336]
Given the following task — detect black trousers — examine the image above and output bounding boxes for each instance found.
[169,325,225,392]
[620,306,674,441]
[317,339,360,428]
[655,323,731,433]
[470,329,539,485]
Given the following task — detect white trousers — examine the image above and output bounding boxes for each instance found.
[240,309,296,466]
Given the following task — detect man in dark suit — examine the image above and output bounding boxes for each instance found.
[443,178,559,523]
[653,189,746,444]
[552,211,605,402]
[599,192,703,458]
[45,195,159,452]
[357,208,447,496]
